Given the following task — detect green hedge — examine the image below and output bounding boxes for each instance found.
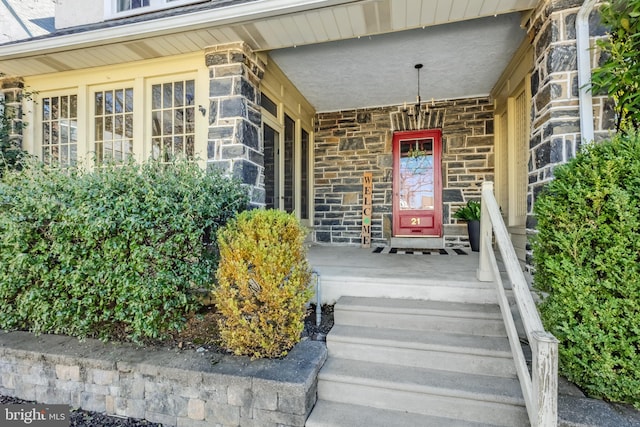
[0,159,248,342]
[532,131,640,407]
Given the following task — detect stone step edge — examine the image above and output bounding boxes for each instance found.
[306,399,501,427]
[319,359,526,407]
[319,274,495,289]
[334,301,503,321]
[327,325,512,358]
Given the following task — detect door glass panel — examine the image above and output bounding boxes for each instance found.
[399,139,434,210]
[263,124,279,209]
[284,115,295,213]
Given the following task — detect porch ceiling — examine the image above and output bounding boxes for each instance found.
[0,0,536,111]
[269,13,527,112]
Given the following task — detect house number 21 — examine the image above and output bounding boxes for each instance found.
[411,218,421,225]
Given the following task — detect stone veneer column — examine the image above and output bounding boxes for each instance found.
[205,43,265,207]
[0,78,25,152]
[525,0,611,270]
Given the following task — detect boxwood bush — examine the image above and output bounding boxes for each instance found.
[214,209,313,358]
[532,131,640,407]
[0,159,248,342]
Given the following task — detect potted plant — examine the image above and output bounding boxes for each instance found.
[453,200,481,252]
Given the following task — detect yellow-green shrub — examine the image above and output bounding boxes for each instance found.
[214,209,312,358]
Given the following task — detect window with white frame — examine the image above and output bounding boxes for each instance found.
[106,0,205,19]
[151,79,195,161]
[42,95,78,166]
[94,88,134,163]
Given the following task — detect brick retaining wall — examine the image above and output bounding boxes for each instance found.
[0,331,326,427]
[313,97,494,248]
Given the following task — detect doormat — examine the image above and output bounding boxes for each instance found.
[372,247,468,255]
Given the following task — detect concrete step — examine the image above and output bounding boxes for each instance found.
[390,236,444,249]
[317,357,528,427]
[327,324,517,377]
[317,273,498,305]
[334,296,507,337]
[305,400,503,427]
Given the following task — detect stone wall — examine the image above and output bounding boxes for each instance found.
[313,97,494,248]
[0,331,326,427]
[205,43,266,207]
[525,0,612,270]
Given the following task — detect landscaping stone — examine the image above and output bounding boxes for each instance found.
[0,331,327,427]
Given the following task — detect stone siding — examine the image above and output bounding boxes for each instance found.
[313,97,494,248]
[525,0,612,270]
[0,331,326,427]
[205,42,266,207]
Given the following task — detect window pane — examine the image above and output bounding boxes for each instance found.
[43,123,50,144]
[115,89,124,114]
[51,97,59,120]
[185,80,194,105]
[174,81,183,107]
[185,107,194,133]
[70,95,77,117]
[118,0,149,11]
[95,92,104,115]
[43,98,50,120]
[105,91,113,114]
[261,93,277,117]
[60,119,69,143]
[94,87,134,165]
[284,115,295,213]
[301,128,309,220]
[152,84,161,110]
[186,136,194,157]
[174,109,183,134]
[163,111,172,135]
[151,79,196,161]
[51,122,59,144]
[60,96,68,118]
[125,115,133,138]
[61,145,68,164]
[125,88,133,113]
[173,136,183,154]
[152,138,161,159]
[95,118,103,141]
[163,83,172,108]
[115,115,123,138]
[263,124,278,210]
[152,111,161,136]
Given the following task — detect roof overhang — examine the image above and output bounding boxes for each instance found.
[0,0,538,111]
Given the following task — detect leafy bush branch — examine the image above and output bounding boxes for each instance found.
[591,0,640,131]
[533,131,640,407]
[0,158,248,342]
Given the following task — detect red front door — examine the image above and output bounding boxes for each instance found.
[392,130,442,237]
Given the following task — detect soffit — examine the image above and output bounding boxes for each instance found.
[0,0,538,111]
[0,0,537,75]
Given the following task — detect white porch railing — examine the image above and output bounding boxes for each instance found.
[476,181,558,427]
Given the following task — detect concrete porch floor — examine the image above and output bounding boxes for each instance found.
[305,244,493,305]
[306,244,481,284]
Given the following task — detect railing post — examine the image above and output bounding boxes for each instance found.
[532,330,559,427]
[477,181,494,281]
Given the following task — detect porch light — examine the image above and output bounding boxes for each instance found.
[402,63,431,129]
